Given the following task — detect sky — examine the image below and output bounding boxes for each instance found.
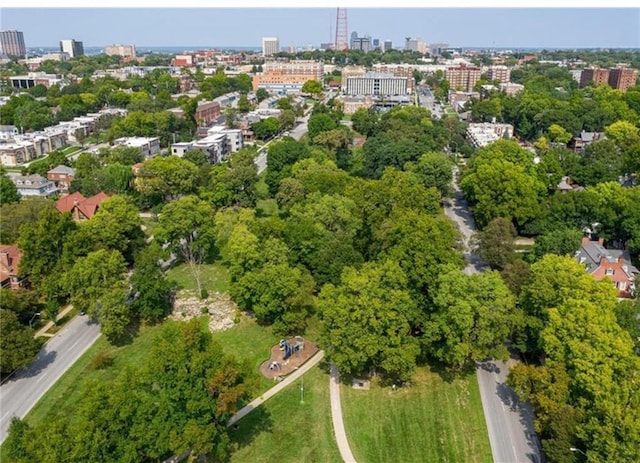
[0,7,639,49]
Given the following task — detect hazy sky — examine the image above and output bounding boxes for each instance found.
[1,8,639,49]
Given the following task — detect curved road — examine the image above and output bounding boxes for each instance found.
[0,315,101,443]
[444,166,543,463]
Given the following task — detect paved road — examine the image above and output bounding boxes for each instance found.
[444,166,543,463]
[417,84,445,119]
[329,364,357,463]
[227,350,324,427]
[0,315,101,444]
[253,113,310,175]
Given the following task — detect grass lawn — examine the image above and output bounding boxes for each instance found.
[229,366,341,463]
[342,366,492,463]
[25,322,166,426]
[166,262,231,294]
[60,146,82,155]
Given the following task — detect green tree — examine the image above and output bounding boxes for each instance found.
[131,243,174,322]
[0,309,41,375]
[251,117,280,140]
[256,88,269,102]
[63,250,128,330]
[17,207,77,288]
[301,79,323,97]
[351,107,378,137]
[0,176,20,205]
[232,262,314,334]
[265,139,311,195]
[205,148,259,208]
[307,113,338,140]
[318,261,420,382]
[407,151,453,196]
[154,196,216,296]
[425,268,518,369]
[135,155,198,204]
[532,228,583,260]
[472,217,517,271]
[0,197,51,244]
[236,94,252,113]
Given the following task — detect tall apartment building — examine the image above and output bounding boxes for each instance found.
[608,67,638,92]
[487,65,511,83]
[345,73,409,96]
[580,67,639,92]
[0,30,26,57]
[445,64,482,92]
[59,39,84,58]
[262,37,280,56]
[105,44,136,58]
[383,40,393,51]
[263,60,323,81]
[580,68,611,88]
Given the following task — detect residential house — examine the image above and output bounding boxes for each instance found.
[575,236,639,298]
[55,191,109,221]
[47,165,76,194]
[557,176,584,193]
[568,131,606,153]
[11,174,58,197]
[0,245,26,290]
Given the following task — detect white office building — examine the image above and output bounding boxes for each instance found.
[262,37,280,56]
[345,73,409,96]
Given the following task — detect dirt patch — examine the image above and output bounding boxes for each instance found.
[170,290,237,332]
[259,337,319,380]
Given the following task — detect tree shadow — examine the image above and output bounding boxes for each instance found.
[17,348,57,379]
[109,317,141,347]
[227,406,274,453]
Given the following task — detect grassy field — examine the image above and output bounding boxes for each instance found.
[166,262,231,294]
[342,366,493,463]
[229,366,341,463]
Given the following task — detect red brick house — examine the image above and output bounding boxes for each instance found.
[576,237,639,298]
[0,245,26,290]
[55,191,109,221]
[47,165,76,194]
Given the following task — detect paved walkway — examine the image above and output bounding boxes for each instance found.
[34,305,74,338]
[227,350,325,427]
[329,364,357,463]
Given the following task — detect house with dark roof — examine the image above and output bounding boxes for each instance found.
[568,131,606,153]
[0,245,26,290]
[55,191,109,221]
[575,236,639,298]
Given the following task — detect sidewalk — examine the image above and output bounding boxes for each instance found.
[329,363,357,463]
[227,350,325,427]
[34,305,74,338]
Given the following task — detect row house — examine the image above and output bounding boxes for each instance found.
[113,137,160,158]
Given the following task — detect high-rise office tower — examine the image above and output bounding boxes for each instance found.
[60,39,84,58]
[262,37,280,56]
[0,30,27,57]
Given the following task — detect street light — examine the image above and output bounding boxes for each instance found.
[570,447,589,460]
[29,312,41,329]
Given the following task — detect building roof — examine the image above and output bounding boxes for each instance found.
[576,238,639,278]
[48,164,76,176]
[0,244,22,283]
[11,174,56,189]
[55,191,109,219]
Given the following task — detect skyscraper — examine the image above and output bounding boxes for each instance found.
[60,39,84,58]
[383,40,393,51]
[0,30,27,58]
[262,37,280,56]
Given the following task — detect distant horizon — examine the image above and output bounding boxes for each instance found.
[2,8,639,50]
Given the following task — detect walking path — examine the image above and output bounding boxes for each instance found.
[329,364,357,463]
[227,350,325,427]
[34,305,74,338]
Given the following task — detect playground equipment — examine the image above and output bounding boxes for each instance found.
[279,336,305,361]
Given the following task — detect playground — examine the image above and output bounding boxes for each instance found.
[259,337,319,380]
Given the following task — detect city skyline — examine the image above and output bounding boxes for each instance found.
[1,8,639,50]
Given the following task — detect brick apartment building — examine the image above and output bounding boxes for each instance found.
[445,64,482,92]
[580,66,638,92]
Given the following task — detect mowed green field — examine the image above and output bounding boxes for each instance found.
[229,366,341,463]
[166,262,231,294]
[342,367,493,463]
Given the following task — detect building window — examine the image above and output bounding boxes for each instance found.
[606,268,614,276]
[619,282,626,291]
